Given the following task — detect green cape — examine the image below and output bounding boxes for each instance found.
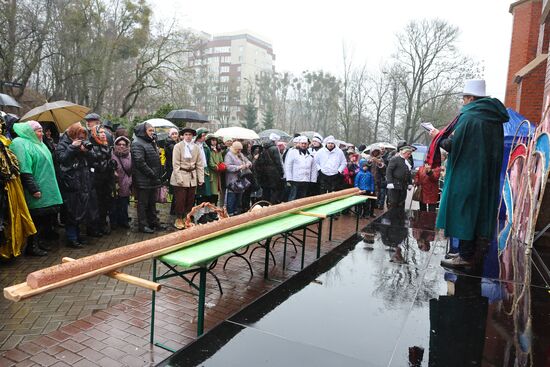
[436,98,509,240]
[10,123,62,209]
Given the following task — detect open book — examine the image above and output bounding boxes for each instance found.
[420,122,435,131]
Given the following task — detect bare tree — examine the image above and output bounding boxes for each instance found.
[392,19,476,142]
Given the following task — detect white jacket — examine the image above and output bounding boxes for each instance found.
[314,147,347,176]
[284,148,318,183]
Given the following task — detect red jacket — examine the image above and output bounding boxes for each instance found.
[415,166,441,204]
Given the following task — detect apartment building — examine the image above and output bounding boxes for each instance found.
[190,31,276,126]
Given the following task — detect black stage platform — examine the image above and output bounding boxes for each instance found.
[157,208,550,366]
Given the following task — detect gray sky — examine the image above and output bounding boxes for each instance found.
[152,0,513,100]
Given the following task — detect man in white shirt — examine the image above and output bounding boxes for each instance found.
[314,135,347,194]
[284,136,317,200]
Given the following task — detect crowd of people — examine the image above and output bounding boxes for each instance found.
[1,78,503,271]
[0,108,439,260]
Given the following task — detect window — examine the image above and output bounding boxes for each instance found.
[220,56,230,63]
[220,66,229,73]
[220,75,229,82]
[237,66,241,72]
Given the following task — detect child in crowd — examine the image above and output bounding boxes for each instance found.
[354,159,376,218]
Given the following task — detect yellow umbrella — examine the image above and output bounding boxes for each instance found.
[20,100,90,132]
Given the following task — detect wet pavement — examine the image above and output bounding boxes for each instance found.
[159,208,550,367]
[0,203,373,366]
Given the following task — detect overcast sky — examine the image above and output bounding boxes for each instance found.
[151,0,513,100]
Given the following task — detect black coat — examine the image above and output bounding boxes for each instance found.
[163,138,176,183]
[55,134,95,222]
[386,155,412,190]
[131,123,161,189]
[254,141,284,189]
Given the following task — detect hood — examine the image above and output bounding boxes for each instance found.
[13,123,40,144]
[461,97,509,124]
[134,122,152,142]
[262,140,276,149]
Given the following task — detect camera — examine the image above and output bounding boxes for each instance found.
[82,140,93,150]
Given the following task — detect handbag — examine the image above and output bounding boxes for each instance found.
[412,185,422,202]
[227,177,252,193]
[157,185,169,203]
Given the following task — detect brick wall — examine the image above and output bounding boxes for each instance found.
[505,0,543,110]
[518,59,547,123]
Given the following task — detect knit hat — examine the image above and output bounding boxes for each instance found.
[196,128,208,138]
[27,120,42,131]
[313,133,323,142]
[269,133,281,141]
[168,127,178,136]
[323,135,336,145]
[295,136,308,143]
[223,136,233,144]
[114,136,130,145]
[312,136,322,144]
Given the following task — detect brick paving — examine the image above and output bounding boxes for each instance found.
[0,202,376,366]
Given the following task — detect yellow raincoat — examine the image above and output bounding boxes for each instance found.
[0,135,36,259]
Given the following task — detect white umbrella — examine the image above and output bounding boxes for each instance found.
[377,142,396,150]
[142,118,177,128]
[214,126,259,140]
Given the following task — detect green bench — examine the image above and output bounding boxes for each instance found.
[150,195,368,348]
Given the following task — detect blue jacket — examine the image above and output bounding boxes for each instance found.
[355,169,374,192]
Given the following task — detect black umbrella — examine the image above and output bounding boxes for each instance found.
[165,109,209,123]
[0,93,21,108]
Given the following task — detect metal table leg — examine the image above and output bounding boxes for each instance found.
[317,220,323,258]
[264,237,272,279]
[197,266,207,336]
[150,258,157,344]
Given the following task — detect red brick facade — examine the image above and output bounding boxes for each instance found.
[506,0,546,124]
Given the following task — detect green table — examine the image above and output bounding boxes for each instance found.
[150,194,368,346]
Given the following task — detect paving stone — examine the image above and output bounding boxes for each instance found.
[29,352,57,366]
[0,205,370,364]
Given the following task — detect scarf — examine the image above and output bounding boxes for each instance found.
[299,147,308,155]
[426,114,459,168]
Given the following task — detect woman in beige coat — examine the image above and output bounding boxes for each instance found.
[170,127,204,229]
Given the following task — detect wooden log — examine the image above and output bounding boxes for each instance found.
[4,188,360,301]
[62,257,161,292]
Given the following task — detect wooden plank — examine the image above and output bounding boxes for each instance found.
[62,257,161,292]
[295,211,327,218]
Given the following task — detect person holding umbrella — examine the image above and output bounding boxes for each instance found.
[10,121,63,255]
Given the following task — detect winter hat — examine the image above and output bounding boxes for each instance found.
[27,120,42,131]
[223,136,233,144]
[295,136,308,143]
[168,127,178,136]
[84,113,101,121]
[312,136,322,144]
[196,128,208,138]
[114,136,130,145]
[231,141,243,152]
[269,133,281,141]
[323,135,336,145]
[313,133,323,142]
[358,144,366,152]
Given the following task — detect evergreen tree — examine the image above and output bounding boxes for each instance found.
[262,104,275,130]
[242,94,258,130]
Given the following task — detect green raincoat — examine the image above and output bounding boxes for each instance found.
[436,98,509,241]
[10,123,63,210]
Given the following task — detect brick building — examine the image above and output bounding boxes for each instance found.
[506,0,550,124]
